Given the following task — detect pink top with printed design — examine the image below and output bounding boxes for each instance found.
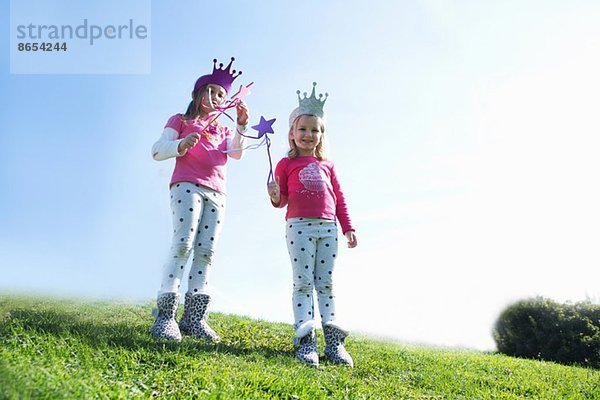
[273,156,354,233]
[165,114,233,194]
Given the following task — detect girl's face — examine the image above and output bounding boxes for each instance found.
[200,84,227,112]
[290,115,324,156]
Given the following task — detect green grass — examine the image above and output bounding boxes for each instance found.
[1,295,599,399]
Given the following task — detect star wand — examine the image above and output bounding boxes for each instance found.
[236,116,277,186]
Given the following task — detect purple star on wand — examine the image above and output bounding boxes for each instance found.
[237,116,277,185]
[251,116,276,138]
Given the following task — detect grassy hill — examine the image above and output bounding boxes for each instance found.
[1,295,598,399]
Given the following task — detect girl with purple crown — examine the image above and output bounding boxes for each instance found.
[150,57,249,342]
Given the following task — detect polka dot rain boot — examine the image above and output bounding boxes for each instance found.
[294,330,319,367]
[178,292,192,335]
[150,292,182,341]
[187,293,220,343]
[323,324,354,367]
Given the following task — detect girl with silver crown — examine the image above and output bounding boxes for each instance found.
[150,57,250,342]
[268,83,358,367]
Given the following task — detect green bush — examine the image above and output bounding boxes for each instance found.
[493,297,600,368]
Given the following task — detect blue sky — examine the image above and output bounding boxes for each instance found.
[2,0,600,350]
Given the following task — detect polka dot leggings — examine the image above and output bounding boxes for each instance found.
[159,182,225,295]
[286,218,339,334]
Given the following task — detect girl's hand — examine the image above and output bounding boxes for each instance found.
[178,133,200,153]
[236,100,249,126]
[345,231,358,248]
[268,176,280,203]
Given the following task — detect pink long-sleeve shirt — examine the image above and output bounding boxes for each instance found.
[273,156,354,233]
[163,114,233,194]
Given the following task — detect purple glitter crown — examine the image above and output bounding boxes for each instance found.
[194,57,242,94]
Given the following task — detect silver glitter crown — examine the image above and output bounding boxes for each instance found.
[296,82,328,118]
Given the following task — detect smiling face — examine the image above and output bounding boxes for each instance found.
[200,84,227,112]
[289,115,324,157]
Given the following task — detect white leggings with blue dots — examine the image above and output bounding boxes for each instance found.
[286,218,339,335]
[159,182,225,295]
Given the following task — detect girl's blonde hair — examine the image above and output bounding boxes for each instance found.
[287,114,328,160]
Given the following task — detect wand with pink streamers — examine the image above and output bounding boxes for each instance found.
[201,81,254,129]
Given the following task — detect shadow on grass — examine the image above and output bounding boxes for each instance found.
[2,306,291,360]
